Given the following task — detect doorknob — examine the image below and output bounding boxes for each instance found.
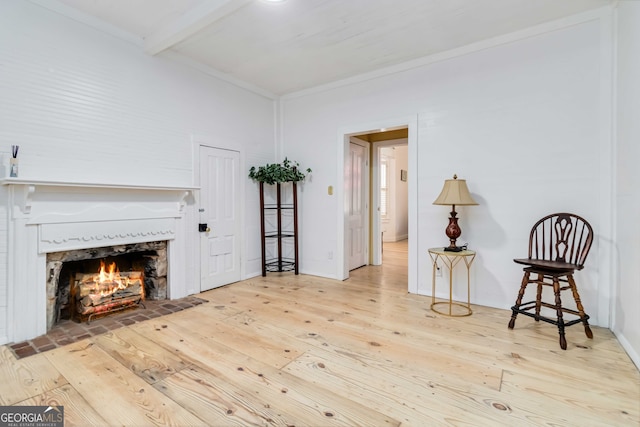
[198,223,211,233]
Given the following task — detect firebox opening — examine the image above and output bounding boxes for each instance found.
[57,252,153,322]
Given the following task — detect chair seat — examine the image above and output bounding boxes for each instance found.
[513,258,583,273]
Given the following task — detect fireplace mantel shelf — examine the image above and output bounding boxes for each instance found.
[2,178,198,216]
[1,178,199,191]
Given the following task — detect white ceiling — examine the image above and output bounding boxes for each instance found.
[49,0,611,96]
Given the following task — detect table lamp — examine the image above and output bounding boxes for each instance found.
[433,174,478,252]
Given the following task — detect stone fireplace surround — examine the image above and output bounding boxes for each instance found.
[3,179,195,344]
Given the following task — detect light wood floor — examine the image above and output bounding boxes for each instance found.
[1,240,638,426]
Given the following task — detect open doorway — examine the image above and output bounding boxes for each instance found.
[338,115,417,293]
[344,128,408,273]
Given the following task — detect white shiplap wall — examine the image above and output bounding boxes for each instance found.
[0,1,275,344]
[614,1,640,368]
[281,13,614,327]
[0,2,275,186]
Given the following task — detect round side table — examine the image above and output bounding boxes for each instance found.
[428,248,476,316]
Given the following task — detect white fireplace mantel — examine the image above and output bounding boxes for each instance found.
[3,178,198,343]
[1,178,197,216]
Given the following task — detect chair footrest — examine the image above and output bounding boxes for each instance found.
[512,300,589,327]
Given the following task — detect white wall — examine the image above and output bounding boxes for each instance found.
[282,13,615,328]
[614,1,640,367]
[0,1,275,344]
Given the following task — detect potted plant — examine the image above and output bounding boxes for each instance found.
[248,157,311,184]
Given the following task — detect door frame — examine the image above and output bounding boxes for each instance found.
[337,115,418,293]
[191,135,246,293]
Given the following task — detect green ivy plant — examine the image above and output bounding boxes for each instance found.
[248,158,312,185]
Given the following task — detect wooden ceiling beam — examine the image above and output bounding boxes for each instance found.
[144,0,253,56]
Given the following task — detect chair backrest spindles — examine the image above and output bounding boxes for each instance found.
[527,213,593,268]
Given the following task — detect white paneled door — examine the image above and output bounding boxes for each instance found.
[347,141,368,270]
[199,146,241,291]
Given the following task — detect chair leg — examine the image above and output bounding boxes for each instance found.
[567,274,593,339]
[509,271,530,329]
[553,277,567,350]
[535,274,543,321]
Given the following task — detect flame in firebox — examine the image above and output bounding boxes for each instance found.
[99,260,118,283]
[95,260,128,295]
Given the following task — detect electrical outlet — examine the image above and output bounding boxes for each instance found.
[328,251,333,260]
[436,265,442,277]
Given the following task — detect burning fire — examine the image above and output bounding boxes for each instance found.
[91,260,129,296]
[74,260,145,321]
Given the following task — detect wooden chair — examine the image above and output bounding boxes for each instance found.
[508,213,594,350]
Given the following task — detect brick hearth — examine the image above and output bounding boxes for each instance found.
[9,295,207,359]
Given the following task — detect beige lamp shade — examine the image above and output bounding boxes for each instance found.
[433,174,478,206]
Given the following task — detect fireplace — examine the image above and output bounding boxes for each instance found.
[48,241,168,327]
[2,179,196,344]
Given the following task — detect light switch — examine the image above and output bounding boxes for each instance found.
[328,185,333,195]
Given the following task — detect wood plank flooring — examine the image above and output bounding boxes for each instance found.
[1,240,638,426]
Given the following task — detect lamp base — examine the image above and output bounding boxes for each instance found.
[444,246,464,252]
